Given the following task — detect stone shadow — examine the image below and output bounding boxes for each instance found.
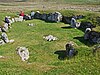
[73,36,95,47]
[54,50,78,60]
[61,26,72,29]
[54,50,67,60]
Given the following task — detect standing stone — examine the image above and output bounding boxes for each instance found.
[1,32,9,43]
[16,47,29,61]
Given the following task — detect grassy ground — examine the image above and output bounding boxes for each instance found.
[0,10,100,75]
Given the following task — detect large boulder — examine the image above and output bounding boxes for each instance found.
[79,22,96,31]
[1,32,14,43]
[40,13,47,21]
[23,14,31,20]
[16,46,29,61]
[65,42,78,57]
[2,23,9,32]
[34,11,42,19]
[43,35,58,41]
[62,16,72,24]
[14,16,23,22]
[47,12,62,22]
[1,32,9,43]
[84,28,100,44]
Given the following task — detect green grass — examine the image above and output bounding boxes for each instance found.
[0,10,100,75]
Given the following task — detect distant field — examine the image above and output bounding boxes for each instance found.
[0,0,100,13]
[41,0,100,4]
[0,0,100,4]
[0,2,100,13]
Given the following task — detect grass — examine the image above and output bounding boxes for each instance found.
[0,10,100,75]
